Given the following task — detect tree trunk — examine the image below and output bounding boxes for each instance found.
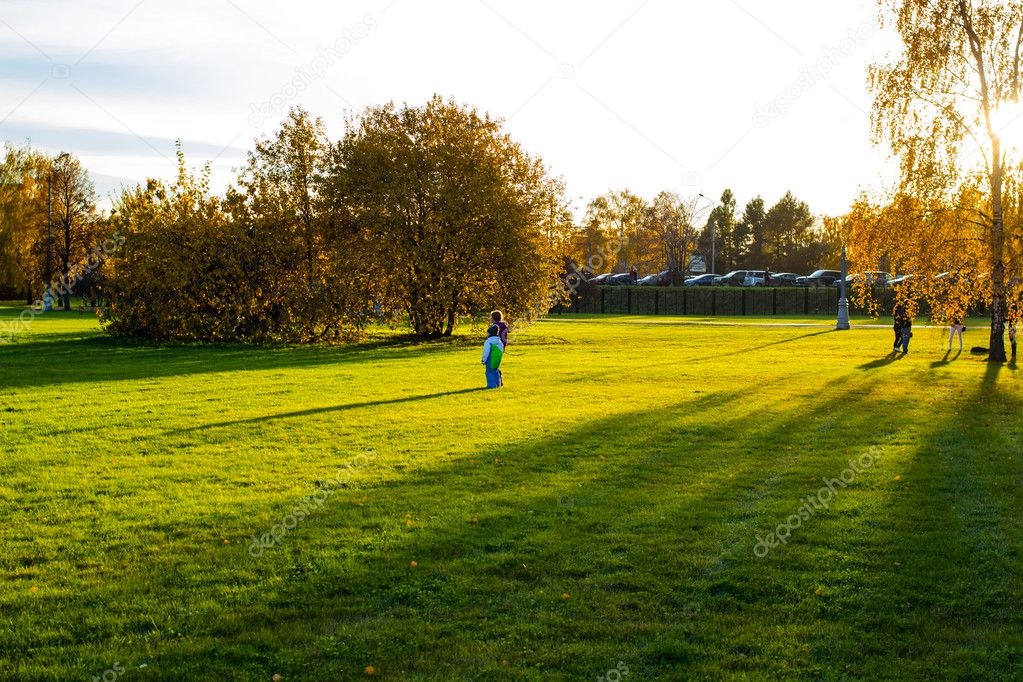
[988,222,1008,362]
[961,2,1010,364]
[63,213,72,310]
[408,301,445,338]
[989,261,1007,362]
[988,140,1007,363]
[443,289,460,336]
[680,242,688,285]
[443,307,456,336]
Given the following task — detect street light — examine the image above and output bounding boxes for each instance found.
[698,192,717,274]
[837,245,851,330]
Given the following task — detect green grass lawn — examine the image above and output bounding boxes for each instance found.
[1,305,1021,680]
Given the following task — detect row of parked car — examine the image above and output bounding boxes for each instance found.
[590,269,850,288]
[590,269,995,288]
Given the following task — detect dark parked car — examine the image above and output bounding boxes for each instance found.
[588,274,612,285]
[684,274,719,286]
[637,270,671,286]
[767,272,800,286]
[605,273,635,286]
[796,269,842,287]
[714,270,754,287]
[833,271,892,288]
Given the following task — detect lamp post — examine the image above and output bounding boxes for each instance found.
[698,192,717,274]
[837,245,850,330]
[711,218,716,275]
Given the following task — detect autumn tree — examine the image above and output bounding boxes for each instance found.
[320,96,565,337]
[0,144,48,303]
[868,0,1023,361]
[103,153,235,340]
[50,152,100,309]
[238,107,325,285]
[104,135,373,343]
[845,190,996,320]
[646,191,702,284]
[230,107,372,339]
[582,190,651,274]
[570,213,610,276]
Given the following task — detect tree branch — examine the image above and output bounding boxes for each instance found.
[1013,16,1023,99]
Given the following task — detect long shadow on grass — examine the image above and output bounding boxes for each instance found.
[858,350,903,370]
[0,385,767,677]
[685,329,835,366]
[797,359,1023,678]
[15,368,973,679]
[930,348,963,367]
[0,333,483,391]
[163,388,490,435]
[832,360,1023,677]
[122,376,935,679]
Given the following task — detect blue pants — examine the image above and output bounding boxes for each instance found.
[485,367,502,389]
[899,327,912,353]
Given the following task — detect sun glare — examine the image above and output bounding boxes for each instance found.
[992,101,1023,150]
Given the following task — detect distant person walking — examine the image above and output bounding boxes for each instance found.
[481,324,504,389]
[892,302,904,352]
[1010,321,1018,360]
[948,316,965,352]
[893,300,913,354]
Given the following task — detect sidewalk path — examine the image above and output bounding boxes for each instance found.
[540,317,956,330]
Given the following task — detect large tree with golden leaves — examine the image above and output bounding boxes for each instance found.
[0,144,49,303]
[581,190,651,274]
[869,0,1023,361]
[321,96,565,337]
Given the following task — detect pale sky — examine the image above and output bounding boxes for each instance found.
[0,0,900,215]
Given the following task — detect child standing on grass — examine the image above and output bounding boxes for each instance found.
[491,311,509,386]
[481,324,504,389]
[491,311,509,348]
